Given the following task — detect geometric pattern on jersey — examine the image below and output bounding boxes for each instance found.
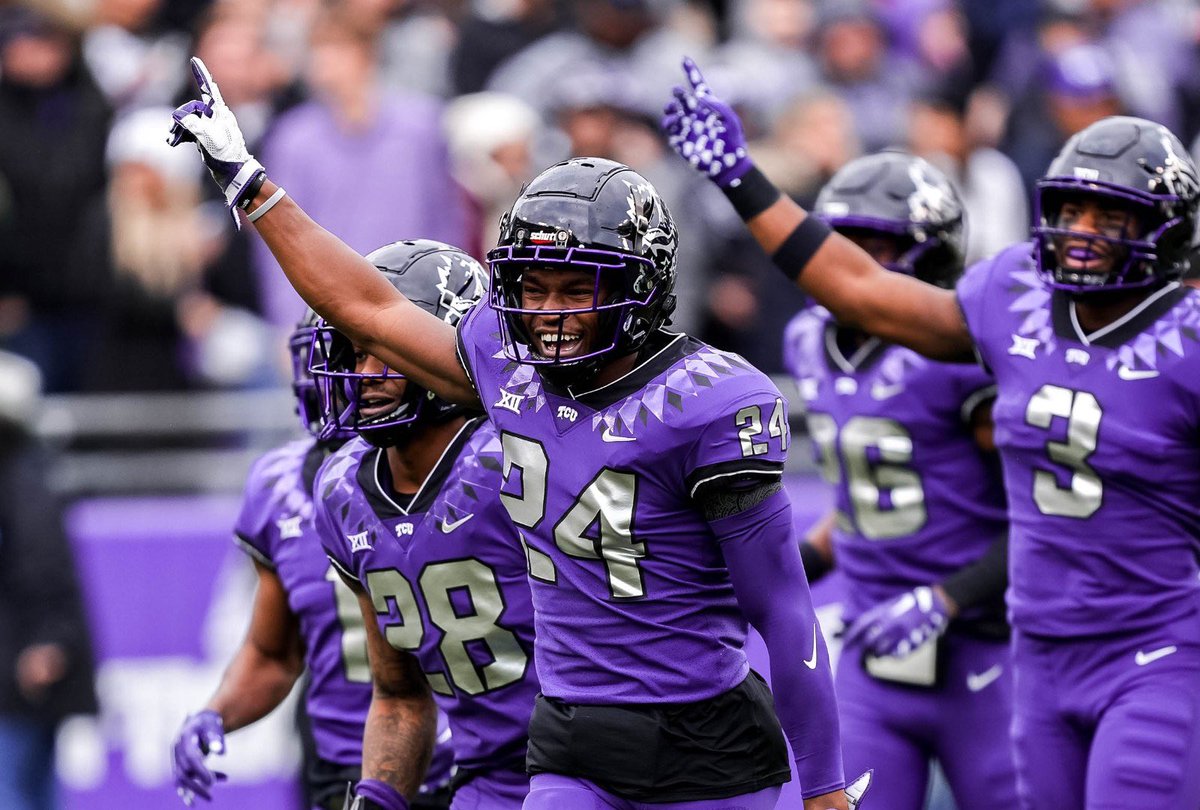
[956,242,1200,638]
[316,421,539,772]
[1004,262,1200,375]
[479,320,764,439]
[233,438,372,767]
[457,303,791,706]
[783,307,1005,624]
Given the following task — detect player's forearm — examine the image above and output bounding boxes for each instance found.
[362,691,437,798]
[800,511,837,582]
[205,642,303,733]
[939,533,1009,615]
[244,179,478,406]
[717,492,845,796]
[736,181,972,361]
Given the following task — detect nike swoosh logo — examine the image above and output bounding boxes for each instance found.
[803,623,818,670]
[439,514,475,534]
[1135,645,1178,666]
[1118,366,1160,380]
[966,664,1003,692]
[601,427,636,443]
[871,382,904,400]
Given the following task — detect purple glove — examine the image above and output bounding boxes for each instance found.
[661,57,753,188]
[348,779,410,810]
[843,586,950,658]
[172,709,227,806]
[167,57,264,227]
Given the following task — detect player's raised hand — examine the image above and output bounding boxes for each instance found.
[172,709,228,805]
[842,585,950,658]
[660,57,752,188]
[167,57,264,227]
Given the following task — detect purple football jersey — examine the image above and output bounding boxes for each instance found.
[317,420,538,772]
[957,243,1200,637]
[234,438,372,766]
[456,305,792,704]
[783,308,1006,623]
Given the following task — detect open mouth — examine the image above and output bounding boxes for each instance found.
[1059,240,1112,271]
[536,330,585,359]
[359,395,404,422]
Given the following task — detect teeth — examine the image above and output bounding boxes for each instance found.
[541,333,580,345]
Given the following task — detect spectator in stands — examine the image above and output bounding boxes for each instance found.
[1004,42,1124,196]
[451,0,566,96]
[0,9,111,392]
[908,74,1027,263]
[484,0,700,121]
[0,350,99,810]
[254,5,468,329]
[443,91,541,258]
[82,107,269,391]
[812,0,919,152]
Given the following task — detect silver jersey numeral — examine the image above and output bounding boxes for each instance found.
[1024,384,1103,518]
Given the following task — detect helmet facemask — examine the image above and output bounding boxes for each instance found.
[289,312,355,441]
[488,244,664,383]
[309,323,430,447]
[1035,184,1185,293]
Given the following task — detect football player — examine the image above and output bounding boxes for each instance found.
[311,239,541,810]
[171,310,448,809]
[664,58,1200,810]
[785,151,1017,809]
[167,58,870,810]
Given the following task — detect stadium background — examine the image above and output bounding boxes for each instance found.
[1,0,1198,806]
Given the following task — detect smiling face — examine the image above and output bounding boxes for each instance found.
[518,266,614,362]
[1051,195,1142,278]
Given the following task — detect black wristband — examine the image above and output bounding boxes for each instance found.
[799,542,833,584]
[770,215,832,281]
[238,172,268,211]
[721,165,782,221]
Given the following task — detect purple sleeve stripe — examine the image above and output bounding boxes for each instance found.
[232,533,275,569]
[959,383,998,424]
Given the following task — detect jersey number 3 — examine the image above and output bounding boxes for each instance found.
[1024,384,1103,518]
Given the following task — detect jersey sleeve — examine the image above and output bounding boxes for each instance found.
[955,247,1016,373]
[314,453,359,584]
[232,452,278,568]
[683,377,790,499]
[455,301,501,397]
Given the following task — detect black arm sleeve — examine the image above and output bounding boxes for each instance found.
[939,534,1008,611]
[799,542,834,583]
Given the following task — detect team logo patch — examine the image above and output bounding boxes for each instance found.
[1008,334,1039,360]
[348,531,372,553]
[495,390,524,414]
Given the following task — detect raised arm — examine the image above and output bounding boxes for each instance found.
[661,58,973,362]
[167,58,478,407]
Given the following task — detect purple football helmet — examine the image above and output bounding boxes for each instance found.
[488,157,678,383]
[309,240,487,447]
[289,308,354,440]
[1034,116,1200,293]
[814,151,966,289]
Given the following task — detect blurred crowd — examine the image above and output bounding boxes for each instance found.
[2,0,1200,389]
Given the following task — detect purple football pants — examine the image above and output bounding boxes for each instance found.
[837,633,1018,810]
[522,774,781,809]
[452,769,529,810]
[1012,610,1200,810]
